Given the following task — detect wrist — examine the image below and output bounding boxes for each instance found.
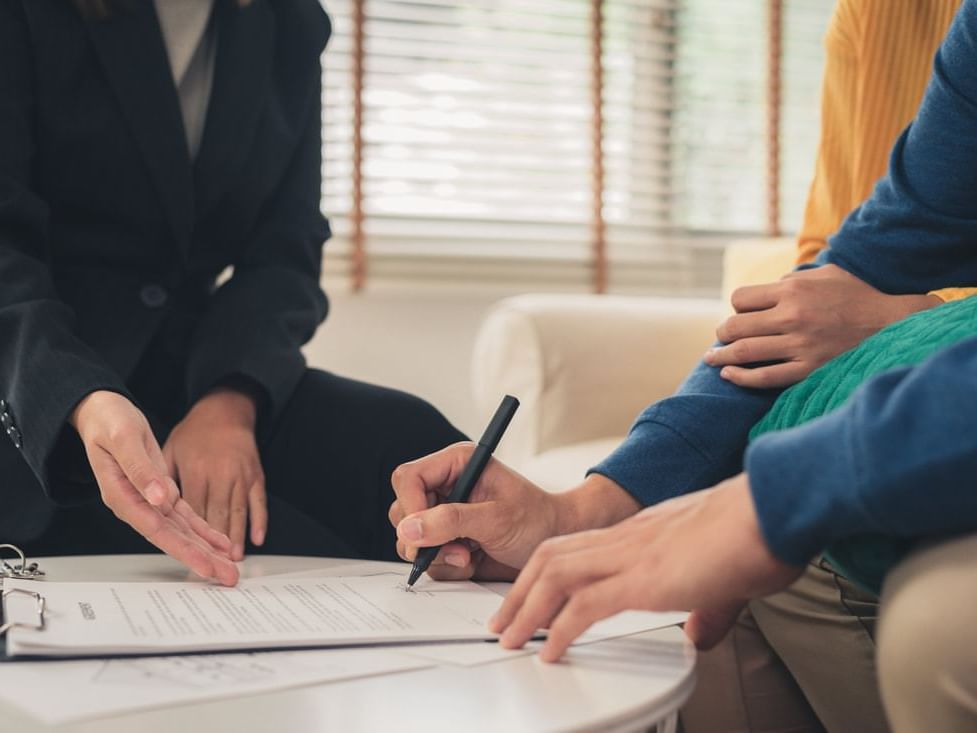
[552,473,641,536]
[888,293,941,324]
[193,387,257,429]
[70,390,117,437]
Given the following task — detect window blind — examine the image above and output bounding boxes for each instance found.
[321,0,833,294]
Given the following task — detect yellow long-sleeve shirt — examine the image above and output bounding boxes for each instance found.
[798,0,974,302]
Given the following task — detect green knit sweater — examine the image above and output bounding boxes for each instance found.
[749,295,977,594]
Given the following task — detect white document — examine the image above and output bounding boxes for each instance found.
[401,581,688,667]
[0,648,431,724]
[3,573,501,658]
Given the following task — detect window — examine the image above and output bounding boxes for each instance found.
[321,0,833,294]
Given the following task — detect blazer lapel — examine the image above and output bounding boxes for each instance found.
[193,0,276,217]
[84,0,194,256]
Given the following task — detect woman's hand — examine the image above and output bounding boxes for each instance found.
[71,391,239,585]
[162,387,267,561]
[390,444,640,582]
[704,264,940,388]
[489,474,802,662]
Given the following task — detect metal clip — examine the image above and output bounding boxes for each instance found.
[0,544,45,580]
[0,587,46,635]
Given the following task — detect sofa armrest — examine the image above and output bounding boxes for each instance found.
[471,294,723,468]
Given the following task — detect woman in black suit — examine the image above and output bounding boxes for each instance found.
[0,0,465,585]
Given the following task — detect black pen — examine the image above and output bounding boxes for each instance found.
[406,394,519,590]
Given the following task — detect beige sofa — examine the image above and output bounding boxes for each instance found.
[471,238,797,491]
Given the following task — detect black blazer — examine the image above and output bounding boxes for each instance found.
[0,0,331,541]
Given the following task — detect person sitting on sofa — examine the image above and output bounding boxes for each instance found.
[390,1,977,731]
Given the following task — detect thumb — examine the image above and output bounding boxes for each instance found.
[398,501,503,551]
[113,432,172,506]
[684,602,744,650]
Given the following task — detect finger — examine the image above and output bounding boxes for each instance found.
[704,335,795,367]
[397,501,509,554]
[172,499,233,554]
[162,440,179,482]
[228,482,249,561]
[540,575,633,662]
[496,537,625,647]
[248,476,268,547]
[728,283,780,313]
[425,554,476,581]
[715,309,784,344]
[205,479,232,538]
[684,603,744,650]
[110,431,172,506]
[719,361,811,389]
[388,499,405,530]
[180,468,208,519]
[390,443,476,517]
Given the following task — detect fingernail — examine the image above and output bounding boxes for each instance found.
[399,518,423,542]
[720,367,730,379]
[444,551,466,568]
[703,349,716,364]
[146,480,166,504]
[233,544,244,560]
[254,529,265,546]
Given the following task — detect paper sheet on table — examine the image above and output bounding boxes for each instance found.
[399,610,688,666]
[0,647,430,724]
[3,573,501,657]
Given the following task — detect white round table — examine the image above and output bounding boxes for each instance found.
[1,555,696,733]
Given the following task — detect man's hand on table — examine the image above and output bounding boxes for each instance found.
[72,390,239,585]
[163,386,267,561]
[389,443,640,582]
[489,473,803,662]
[705,264,940,388]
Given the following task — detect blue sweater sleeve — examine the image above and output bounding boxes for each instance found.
[591,358,781,505]
[824,0,977,292]
[594,1,977,510]
[746,336,977,565]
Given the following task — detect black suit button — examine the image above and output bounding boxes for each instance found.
[0,413,10,430]
[0,399,6,412]
[7,426,22,449]
[140,284,169,308]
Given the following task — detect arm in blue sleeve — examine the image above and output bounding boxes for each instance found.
[590,358,781,506]
[746,336,977,566]
[825,0,977,293]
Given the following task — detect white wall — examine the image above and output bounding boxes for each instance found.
[303,279,516,437]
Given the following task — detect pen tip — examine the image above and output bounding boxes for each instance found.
[407,566,422,589]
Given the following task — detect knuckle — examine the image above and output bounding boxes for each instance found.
[536,537,561,561]
[779,306,801,329]
[446,503,466,533]
[730,341,752,363]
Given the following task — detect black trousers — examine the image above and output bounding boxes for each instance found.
[21,370,466,561]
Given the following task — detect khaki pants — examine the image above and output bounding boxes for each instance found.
[680,532,977,733]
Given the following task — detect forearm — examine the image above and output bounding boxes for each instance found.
[590,358,782,506]
[746,336,977,565]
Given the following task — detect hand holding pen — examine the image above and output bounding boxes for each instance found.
[404,395,519,589]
